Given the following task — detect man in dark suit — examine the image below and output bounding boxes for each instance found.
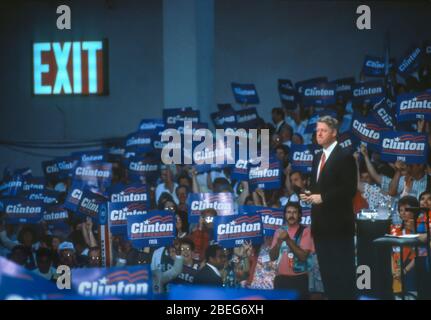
[300,115,357,300]
[194,244,225,286]
[272,107,286,134]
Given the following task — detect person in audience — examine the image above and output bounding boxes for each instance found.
[390,196,419,297]
[270,202,314,299]
[188,209,217,261]
[156,166,179,204]
[33,248,57,281]
[194,244,225,287]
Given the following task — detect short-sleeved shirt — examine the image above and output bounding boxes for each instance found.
[271,225,314,276]
[380,174,428,199]
[155,182,179,204]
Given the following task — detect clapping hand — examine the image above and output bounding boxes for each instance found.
[278,230,290,243]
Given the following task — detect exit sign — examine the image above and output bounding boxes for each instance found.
[33,40,108,95]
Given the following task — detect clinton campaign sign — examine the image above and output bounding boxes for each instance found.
[126,155,159,185]
[351,113,389,152]
[72,265,152,299]
[186,192,235,223]
[278,79,297,109]
[72,161,112,191]
[248,156,281,191]
[235,107,259,129]
[397,45,424,76]
[301,82,336,107]
[372,98,395,129]
[231,159,250,181]
[127,210,175,248]
[231,82,259,104]
[296,77,327,95]
[2,199,44,224]
[362,55,386,77]
[333,77,355,100]
[211,108,237,129]
[396,91,431,122]
[108,183,148,236]
[0,257,65,300]
[163,108,200,128]
[109,183,149,206]
[64,181,86,212]
[138,118,164,131]
[109,202,147,236]
[43,204,69,224]
[289,144,314,173]
[75,189,107,223]
[239,205,283,237]
[42,157,78,181]
[24,189,60,205]
[338,131,356,151]
[352,81,385,105]
[72,150,108,163]
[0,177,24,197]
[380,132,428,164]
[125,131,155,154]
[22,177,45,193]
[43,205,71,237]
[214,213,263,248]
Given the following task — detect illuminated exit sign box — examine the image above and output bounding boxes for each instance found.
[33,40,108,95]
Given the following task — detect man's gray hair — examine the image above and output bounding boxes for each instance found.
[317,115,339,131]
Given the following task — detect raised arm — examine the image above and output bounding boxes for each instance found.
[190,167,201,193]
[360,145,382,185]
[353,151,364,193]
[388,161,405,197]
[82,217,98,248]
[237,181,250,206]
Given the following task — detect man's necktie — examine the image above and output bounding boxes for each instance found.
[318,152,326,179]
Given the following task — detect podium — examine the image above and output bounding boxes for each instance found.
[356,218,391,298]
[373,236,422,300]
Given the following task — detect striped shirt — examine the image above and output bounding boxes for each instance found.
[381,174,428,199]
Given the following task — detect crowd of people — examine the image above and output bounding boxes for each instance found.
[1,53,431,300]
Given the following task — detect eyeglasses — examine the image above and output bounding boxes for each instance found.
[180,247,191,252]
[90,256,100,260]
